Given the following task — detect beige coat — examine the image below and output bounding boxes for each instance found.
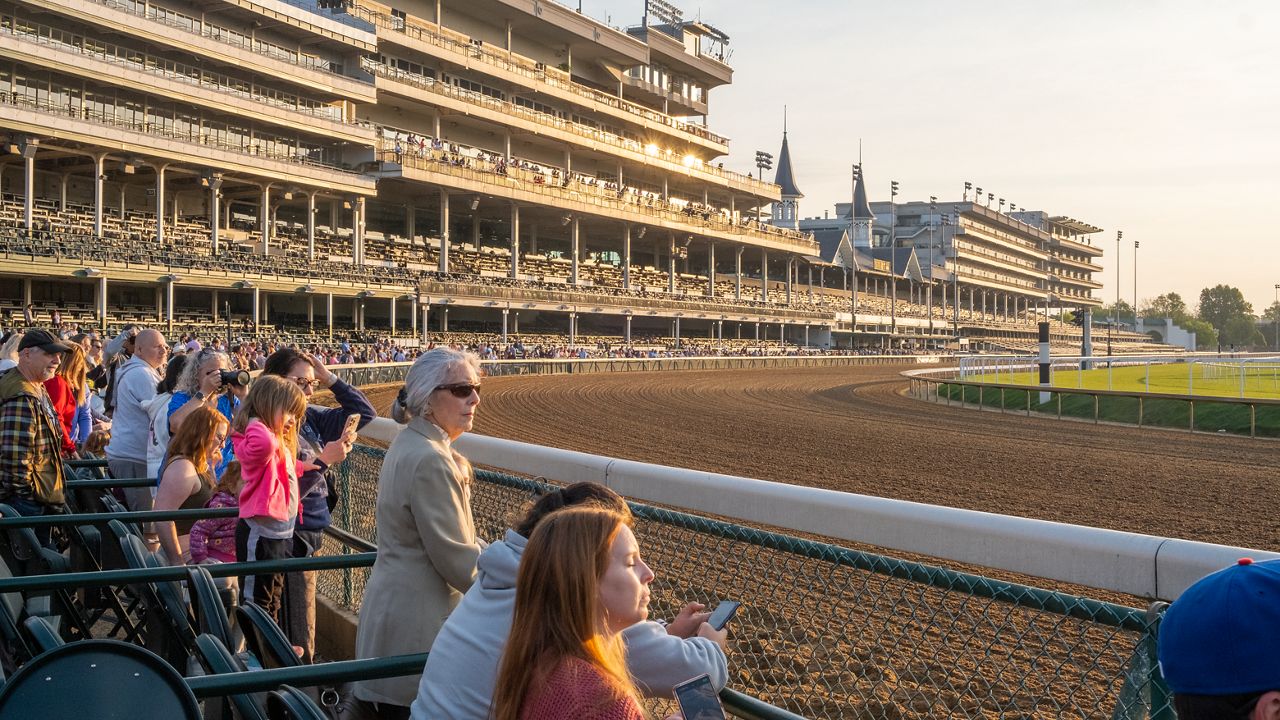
[354,417,483,706]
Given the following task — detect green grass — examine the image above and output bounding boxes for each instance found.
[968,362,1280,400]
[938,375,1280,438]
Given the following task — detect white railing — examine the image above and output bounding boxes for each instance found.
[354,418,1275,600]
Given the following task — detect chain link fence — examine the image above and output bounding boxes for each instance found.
[319,445,1174,720]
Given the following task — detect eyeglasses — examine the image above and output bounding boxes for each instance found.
[287,377,319,388]
[435,383,481,398]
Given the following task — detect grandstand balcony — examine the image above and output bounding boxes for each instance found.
[377,140,816,256]
[954,268,1046,297]
[25,0,376,102]
[0,18,375,146]
[951,241,1045,282]
[1049,253,1102,273]
[362,58,775,202]
[348,0,730,156]
[1049,271,1104,290]
[955,226,1048,263]
[210,0,377,51]
[419,277,831,324]
[0,91,375,195]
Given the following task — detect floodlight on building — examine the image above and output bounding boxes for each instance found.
[82,267,101,277]
[469,197,480,211]
[200,171,223,191]
[636,226,647,239]
[644,143,660,156]
[561,214,572,226]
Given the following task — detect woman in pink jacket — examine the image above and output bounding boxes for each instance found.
[231,375,317,623]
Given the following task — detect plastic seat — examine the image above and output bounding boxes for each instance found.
[266,685,328,720]
[21,615,64,653]
[113,522,197,670]
[194,633,267,720]
[236,602,301,670]
[187,566,233,649]
[0,639,200,718]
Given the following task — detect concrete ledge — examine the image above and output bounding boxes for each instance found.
[316,594,360,661]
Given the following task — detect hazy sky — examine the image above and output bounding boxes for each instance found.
[584,0,1280,314]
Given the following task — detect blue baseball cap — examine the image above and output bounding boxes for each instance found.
[1158,558,1280,696]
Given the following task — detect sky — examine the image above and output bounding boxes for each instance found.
[581,0,1280,314]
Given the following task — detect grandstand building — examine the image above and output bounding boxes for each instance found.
[0,0,845,347]
[0,0,1162,353]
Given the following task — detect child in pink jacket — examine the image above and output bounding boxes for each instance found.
[230,376,318,622]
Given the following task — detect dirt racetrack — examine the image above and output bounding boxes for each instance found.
[351,362,1277,717]
[363,362,1277,552]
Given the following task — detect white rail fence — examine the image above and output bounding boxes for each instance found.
[355,417,1274,601]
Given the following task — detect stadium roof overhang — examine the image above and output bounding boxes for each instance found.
[1048,216,1104,235]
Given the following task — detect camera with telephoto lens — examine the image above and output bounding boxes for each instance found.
[219,369,251,387]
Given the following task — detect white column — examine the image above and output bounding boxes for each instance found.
[760,249,769,302]
[154,164,167,245]
[570,218,580,284]
[411,298,418,336]
[22,153,33,232]
[624,314,632,343]
[96,276,108,332]
[706,242,716,297]
[622,225,632,290]
[261,293,270,328]
[307,295,314,331]
[259,185,272,255]
[509,203,520,278]
[735,246,744,300]
[252,287,261,331]
[667,234,676,293]
[92,155,105,237]
[439,190,451,273]
[210,182,221,254]
[389,297,397,336]
[212,290,219,323]
[501,309,509,343]
[165,278,175,335]
[326,292,334,338]
[354,197,366,266]
[307,192,316,261]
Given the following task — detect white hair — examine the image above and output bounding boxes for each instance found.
[176,349,228,395]
[399,347,481,423]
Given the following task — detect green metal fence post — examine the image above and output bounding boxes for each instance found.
[340,457,354,609]
[1146,602,1175,720]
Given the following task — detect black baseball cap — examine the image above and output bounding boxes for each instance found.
[19,329,71,354]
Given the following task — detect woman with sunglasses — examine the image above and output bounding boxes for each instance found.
[354,347,486,719]
[262,347,374,663]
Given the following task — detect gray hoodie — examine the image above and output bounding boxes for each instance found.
[410,529,728,720]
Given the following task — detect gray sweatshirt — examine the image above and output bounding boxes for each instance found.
[104,355,159,462]
[411,530,729,720]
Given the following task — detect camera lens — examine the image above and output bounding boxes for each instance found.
[219,369,250,387]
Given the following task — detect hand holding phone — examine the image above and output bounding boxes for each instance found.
[707,601,741,631]
[342,413,361,440]
[673,674,726,720]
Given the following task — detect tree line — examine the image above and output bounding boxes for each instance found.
[1096,285,1280,350]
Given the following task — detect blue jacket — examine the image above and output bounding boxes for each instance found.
[297,379,376,532]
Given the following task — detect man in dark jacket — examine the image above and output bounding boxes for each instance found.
[262,347,375,662]
[0,329,71,546]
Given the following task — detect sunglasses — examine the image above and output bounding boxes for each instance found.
[288,376,320,388]
[435,383,481,398]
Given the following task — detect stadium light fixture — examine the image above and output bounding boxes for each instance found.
[963,181,972,201]
[469,197,480,211]
[561,214,572,226]
[82,267,101,277]
[636,226,647,239]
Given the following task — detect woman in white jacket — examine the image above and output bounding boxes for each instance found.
[410,483,730,720]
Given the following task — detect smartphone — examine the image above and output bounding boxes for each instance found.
[343,413,362,437]
[673,674,725,720]
[707,601,741,631]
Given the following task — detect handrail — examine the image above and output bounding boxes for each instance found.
[0,507,238,527]
[186,652,430,696]
[65,477,156,489]
[0,552,377,593]
[341,419,1280,600]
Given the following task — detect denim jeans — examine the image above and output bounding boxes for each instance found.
[6,495,54,548]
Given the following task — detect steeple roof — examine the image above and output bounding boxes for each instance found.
[774,133,803,198]
[851,164,874,220]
